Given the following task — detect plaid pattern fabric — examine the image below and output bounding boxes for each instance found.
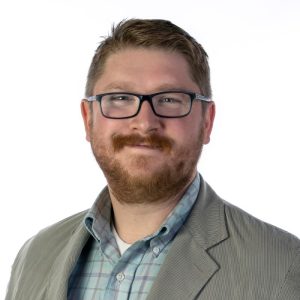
[68,174,200,300]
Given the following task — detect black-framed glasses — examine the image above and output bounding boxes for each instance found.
[86,91,211,119]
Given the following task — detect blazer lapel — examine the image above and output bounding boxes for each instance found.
[147,228,220,300]
[46,221,90,300]
[147,178,229,299]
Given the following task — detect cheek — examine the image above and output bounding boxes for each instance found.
[169,119,201,143]
[92,118,128,142]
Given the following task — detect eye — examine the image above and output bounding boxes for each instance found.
[157,95,184,105]
[102,94,138,109]
[108,94,135,102]
[160,97,177,103]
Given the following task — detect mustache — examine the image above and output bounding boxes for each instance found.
[112,133,174,153]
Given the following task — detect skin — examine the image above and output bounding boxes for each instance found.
[81,48,215,243]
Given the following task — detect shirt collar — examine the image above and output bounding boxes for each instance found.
[147,173,200,253]
[84,174,200,250]
[84,187,112,244]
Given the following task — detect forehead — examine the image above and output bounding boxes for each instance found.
[93,48,198,94]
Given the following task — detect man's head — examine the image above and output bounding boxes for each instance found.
[85,19,211,99]
[81,19,215,205]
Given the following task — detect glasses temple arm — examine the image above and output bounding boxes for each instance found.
[195,93,212,103]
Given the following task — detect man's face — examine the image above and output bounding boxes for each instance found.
[82,48,215,204]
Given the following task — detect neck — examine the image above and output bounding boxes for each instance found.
[109,174,196,244]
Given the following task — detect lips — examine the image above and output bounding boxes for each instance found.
[129,143,161,150]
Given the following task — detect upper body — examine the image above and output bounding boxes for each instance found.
[6,19,300,299]
[5,178,300,299]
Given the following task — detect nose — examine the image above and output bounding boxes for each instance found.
[129,101,162,133]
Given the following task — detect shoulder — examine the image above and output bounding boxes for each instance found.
[12,212,87,274]
[35,210,88,241]
[198,179,300,251]
[224,200,300,251]
[6,210,88,299]
[21,210,88,259]
[196,181,300,296]
[196,178,300,269]
[223,201,300,296]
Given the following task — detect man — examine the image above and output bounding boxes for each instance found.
[6,19,300,300]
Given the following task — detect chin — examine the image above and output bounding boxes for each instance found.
[123,155,165,170]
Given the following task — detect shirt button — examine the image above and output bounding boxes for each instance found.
[116,272,125,282]
[153,246,160,255]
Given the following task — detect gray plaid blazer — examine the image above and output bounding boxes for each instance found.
[6,177,300,299]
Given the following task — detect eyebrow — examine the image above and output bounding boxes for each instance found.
[101,82,134,91]
[99,82,194,93]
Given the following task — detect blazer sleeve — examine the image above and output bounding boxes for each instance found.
[5,237,33,300]
[276,247,300,299]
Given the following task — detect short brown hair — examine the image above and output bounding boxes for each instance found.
[85,19,212,98]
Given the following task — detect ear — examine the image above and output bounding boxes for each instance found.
[202,102,216,145]
[81,100,92,142]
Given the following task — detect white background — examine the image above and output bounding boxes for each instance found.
[0,0,299,297]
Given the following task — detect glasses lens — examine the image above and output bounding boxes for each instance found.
[152,92,191,117]
[101,94,139,118]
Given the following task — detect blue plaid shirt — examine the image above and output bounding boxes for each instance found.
[68,174,200,300]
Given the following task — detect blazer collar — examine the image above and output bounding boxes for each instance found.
[147,177,229,300]
[185,176,228,250]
